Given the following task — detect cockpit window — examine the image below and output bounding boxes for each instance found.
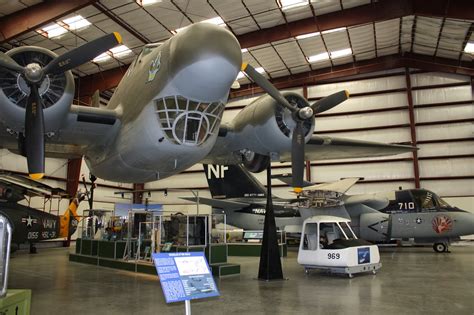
[436,196,451,209]
[155,96,225,146]
[412,190,436,211]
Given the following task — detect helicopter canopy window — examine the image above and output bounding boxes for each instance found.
[302,223,318,250]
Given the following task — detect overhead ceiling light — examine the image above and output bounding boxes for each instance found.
[241,48,248,53]
[37,23,68,38]
[307,52,329,63]
[236,66,264,80]
[93,52,111,63]
[295,32,320,40]
[330,48,352,59]
[464,42,474,54]
[136,0,162,6]
[321,27,347,35]
[93,45,133,62]
[63,15,91,30]
[278,0,309,11]
[111,45,132,58]
[93,52,112,63]
[174,16,226,33]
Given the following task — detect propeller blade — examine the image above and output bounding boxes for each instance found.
[241,63,297,112]
[44,32,122,75]
[0,52,24,73]
[291,121,305,193]
[311,90,349,114]
[24,85,45,179]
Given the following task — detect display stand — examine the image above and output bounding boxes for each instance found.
[185,300,191,315]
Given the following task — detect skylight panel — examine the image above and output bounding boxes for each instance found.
[174,16,226,33]
[330,48,352,58]
[278,0,309,11]
[295,32,320,40]
[307,52,329,63]
[136,0,162,6]
[37,23,67,38]
[93,45,133,62]
[63,15,91,30]
[464,42,474,54]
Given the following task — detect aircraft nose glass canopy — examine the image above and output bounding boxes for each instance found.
[156,96,225,146]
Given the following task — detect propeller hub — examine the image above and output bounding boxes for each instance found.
[24,63,44,83]
[297,107,314,120]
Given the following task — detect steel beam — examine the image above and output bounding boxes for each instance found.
[0,0,98,44]
[404,68,421,188]
[237,0,473,49]
[75,66,128,99]
[66,157,83,199]
[230,53,474,98]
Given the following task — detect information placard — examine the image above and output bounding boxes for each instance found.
[152,252,219,303]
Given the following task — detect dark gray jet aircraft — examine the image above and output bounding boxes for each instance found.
[0,23,413,188]
[185,164,474,253]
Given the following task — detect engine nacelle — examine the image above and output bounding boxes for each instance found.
[231,92,315,161]
[0,47,74,134]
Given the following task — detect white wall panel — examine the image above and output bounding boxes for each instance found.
[310,161,413,183]
[322,127,412,143]
[419,158,474,177]
[412,85,472,105]
[415,104,473,123]
[0,149,67,178]
[316,110,408,131]
[307,75,406,97]
[411,72,469,87]
[319,92,407,114]
[417,142,474,157]
[416,123,473,141]
[145,171,207,190]
[345,181,416,195]
[422,179,474,197]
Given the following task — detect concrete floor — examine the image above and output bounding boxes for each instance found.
[7,244,474,315]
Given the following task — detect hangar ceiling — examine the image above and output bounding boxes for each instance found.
[0,0,473,104]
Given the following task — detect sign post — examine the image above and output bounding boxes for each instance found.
[153,252,219,314]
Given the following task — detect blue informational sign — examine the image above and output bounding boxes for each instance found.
[357,247,371,264]
[152,252,219,303]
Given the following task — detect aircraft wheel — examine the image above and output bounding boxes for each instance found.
[304,268,310,275]
[433,243,447,253]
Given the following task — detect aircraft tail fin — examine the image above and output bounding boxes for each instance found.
[59,192,84,238]
[203,164,266,199]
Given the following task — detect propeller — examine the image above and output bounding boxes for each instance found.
[0,33,122,179]
[241,63,349,193]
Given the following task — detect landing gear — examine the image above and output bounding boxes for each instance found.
[29,243,37,254]
[433,242,449,253]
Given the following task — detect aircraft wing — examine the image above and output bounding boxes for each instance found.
[306,178,360,194]
[181,197,250,210]
[0,105,120,159]
[301,135,415,161]
[0,173,68,198]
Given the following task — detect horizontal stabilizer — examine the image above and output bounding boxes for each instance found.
[181,196,250,210]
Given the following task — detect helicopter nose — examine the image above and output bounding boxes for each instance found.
[169,23,242,102]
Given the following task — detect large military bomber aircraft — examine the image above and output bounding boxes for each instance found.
[187,164,474,252]
[0,23,414,192]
